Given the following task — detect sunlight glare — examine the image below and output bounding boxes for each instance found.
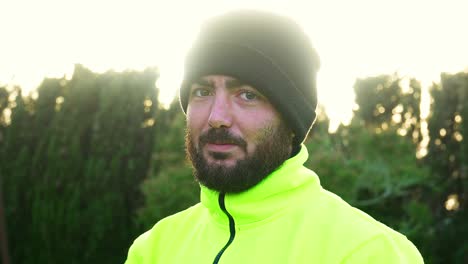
[1,0,468,127]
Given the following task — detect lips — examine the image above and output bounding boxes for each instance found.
[205,142,238,152]
[199,128,247,153]
[208,139,238,145]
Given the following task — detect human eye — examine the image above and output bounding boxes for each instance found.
[239,90,259,101]
[191,87,212,97]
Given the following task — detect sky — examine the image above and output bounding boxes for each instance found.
[1,0,468,129]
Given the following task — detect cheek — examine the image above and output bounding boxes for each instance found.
[187,107,202,129]
[187,103,210,126]
[186,109,206,143]
[241,114,281,142]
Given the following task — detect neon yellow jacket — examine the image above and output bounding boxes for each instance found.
[125,145,424,263]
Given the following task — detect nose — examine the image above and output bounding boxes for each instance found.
[208,93,232,128]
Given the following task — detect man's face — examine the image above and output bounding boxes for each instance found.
[185,75,293,193]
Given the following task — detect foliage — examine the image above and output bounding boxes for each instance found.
[1,69,467,264]
[0,65,158,264]
[353,74,422,143]
[425,72,468,264]
[136,99,198,230]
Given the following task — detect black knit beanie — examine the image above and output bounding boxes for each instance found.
[180,10,320,149]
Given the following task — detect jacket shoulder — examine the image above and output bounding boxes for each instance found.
[312,188,424,263]
[125,203,205,264]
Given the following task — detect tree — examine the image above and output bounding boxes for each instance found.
[1,65,159,264]
[136,98,198,230]
[353,74,422,144]
[425,72,468,263]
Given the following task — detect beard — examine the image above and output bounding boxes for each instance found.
[185,123,292,194]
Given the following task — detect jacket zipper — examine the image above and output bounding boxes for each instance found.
[213,193,236,264]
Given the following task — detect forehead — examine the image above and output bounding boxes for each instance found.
[195,75,237,83]
[191,75,260,91]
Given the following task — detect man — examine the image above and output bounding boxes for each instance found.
[125,10,424,263]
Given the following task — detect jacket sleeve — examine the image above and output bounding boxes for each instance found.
[341,234,424,264]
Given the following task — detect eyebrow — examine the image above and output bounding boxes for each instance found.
[192,78,247,90]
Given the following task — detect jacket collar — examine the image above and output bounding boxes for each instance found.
[200,144,320,227]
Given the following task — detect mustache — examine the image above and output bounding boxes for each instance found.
[199,128,247,149]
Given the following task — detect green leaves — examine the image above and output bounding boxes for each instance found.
[1,68,466,264]
[1,65,159,264]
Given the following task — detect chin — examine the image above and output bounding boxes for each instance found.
[207,158,238,168]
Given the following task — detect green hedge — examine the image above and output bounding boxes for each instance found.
[1,69,466,264]
[1,65,158,263]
